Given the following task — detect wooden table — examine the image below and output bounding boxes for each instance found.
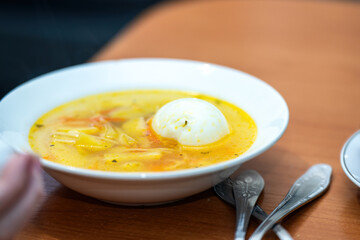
[20,0,360,239]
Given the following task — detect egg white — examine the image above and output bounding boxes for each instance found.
[151,98,230,146]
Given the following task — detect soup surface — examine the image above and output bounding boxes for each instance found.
[29,90,257,172]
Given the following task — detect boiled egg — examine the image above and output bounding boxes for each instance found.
[151,98,230,146]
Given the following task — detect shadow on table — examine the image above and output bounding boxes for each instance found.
[25,173,232,239]
[24,146,327,239]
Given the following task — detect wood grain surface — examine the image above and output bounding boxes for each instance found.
[19,0,360,239]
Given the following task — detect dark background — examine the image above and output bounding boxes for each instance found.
[0,0,163,99]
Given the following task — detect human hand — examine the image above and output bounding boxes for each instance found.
[0,154,44,240]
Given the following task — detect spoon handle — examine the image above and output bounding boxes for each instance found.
[253,206,293,240]
[214,178,293,240]
[233,170,264,240]
[249,164,332,240]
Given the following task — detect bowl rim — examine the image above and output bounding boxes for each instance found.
[340,130,360,187]
[1,58,289,180]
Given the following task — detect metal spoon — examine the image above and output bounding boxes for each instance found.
[249,164,332,240]
[214,178,293,240]
[229,170,264,240]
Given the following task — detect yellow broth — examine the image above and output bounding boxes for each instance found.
[29,90,257,172]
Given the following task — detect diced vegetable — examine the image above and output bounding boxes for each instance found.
[146,128,162,147]
[119,133,137,147]
[103,123,118,139]
[122,117,147,138]
[75,133,115,152]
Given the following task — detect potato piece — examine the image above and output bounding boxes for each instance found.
[121,117,147,138]
[56,127,99,135]
[103,123,118,139]
[136,136,151,148]
[75,133,114,152]
[119,133,137,147]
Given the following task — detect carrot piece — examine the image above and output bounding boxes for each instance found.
[146,123,162,147]
[103,117,127,123]
[42,155,51,160]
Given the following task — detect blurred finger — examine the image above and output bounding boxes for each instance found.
[0,154,34,215]
[0,159,44,239]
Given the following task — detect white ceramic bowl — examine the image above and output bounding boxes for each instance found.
[0,58,289,205]
[340,130,360,187]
